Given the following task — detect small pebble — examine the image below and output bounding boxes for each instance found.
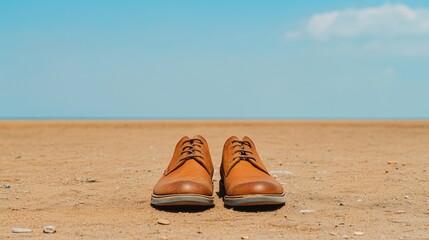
[342,235,348,239]
[395,210,406,214]
[12,228,32,233]
[83,179,98,183]
[387,161,397,165]
[2,184,11,189]
[404,195,410,199]
[357,199,363,202]
[157,218,170,225]
[353,231,364,236]
[329,232,337,236]
[300,209,317,213]
[241,236,249,239]
[43,225,56,234]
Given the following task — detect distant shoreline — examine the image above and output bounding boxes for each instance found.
[1,119,429,126]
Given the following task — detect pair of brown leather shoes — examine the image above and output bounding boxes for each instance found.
[151,135,285,207]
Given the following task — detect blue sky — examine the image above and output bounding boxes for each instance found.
[1,1,428,119]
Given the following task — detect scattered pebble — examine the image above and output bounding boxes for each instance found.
[241,236,249,239]
[83,179,98,183]
[273,174,278,179]
[157,218,170,225]
[2,184,11,189]
[43,225,56,234]
[357,199,363,202]
[388,218,405,223]
[395,210,406,214]
[404,195,410,199]
[353,231,364,236]
[342,234,348,239]
[12,228,32,233]
[329,232,337,236]
[387,161,397,165]
[300,209,317,213]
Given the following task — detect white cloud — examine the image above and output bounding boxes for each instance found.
[304,3,429,40]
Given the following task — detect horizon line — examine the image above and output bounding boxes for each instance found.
[1,117,429,121]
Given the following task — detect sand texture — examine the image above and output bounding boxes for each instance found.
[1,121,429,239]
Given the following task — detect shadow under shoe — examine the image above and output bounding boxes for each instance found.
[150,204,214,213]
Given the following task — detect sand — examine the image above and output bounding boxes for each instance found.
[0,120,428,239]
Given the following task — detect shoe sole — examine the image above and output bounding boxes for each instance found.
[223,193,285,206]
[151,193,214,206]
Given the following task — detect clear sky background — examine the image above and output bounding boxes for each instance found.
[1,1,428,119]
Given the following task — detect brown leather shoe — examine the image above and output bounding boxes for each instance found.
[220,136,285,206]
[151,135,214,206]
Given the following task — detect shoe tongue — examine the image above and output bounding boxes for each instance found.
[194,135,205,141]
[179,136,189,142]
[226,136,239,145]
[243,137,254,150]
[236,137,249,151]
[183,136,202,157]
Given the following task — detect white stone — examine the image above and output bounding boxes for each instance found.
[157,218,170,225]
[12,228,32,233]
[299,209,317,213]
[43,225,56,234]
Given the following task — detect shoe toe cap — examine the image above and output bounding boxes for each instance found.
[153,180,212,196]
[227,180,283,196]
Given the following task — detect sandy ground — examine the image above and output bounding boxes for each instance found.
[0,120,428,239]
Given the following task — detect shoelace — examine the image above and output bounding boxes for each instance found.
[230,140,256,163]
[178,138,204,162]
